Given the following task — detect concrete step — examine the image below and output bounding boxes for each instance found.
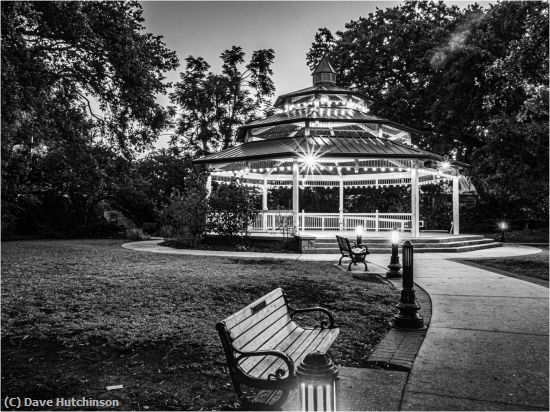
[315,238,495,249]
[307,240,502,254]
[314,235,486,246]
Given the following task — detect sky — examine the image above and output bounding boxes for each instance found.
[139,1,492,148]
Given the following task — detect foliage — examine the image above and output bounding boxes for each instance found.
[1,1,179,237]
[306,1,549,225]
[126,227,150,241]
[1,1,178,155]
[136,148,195,211]
[170,46,275,156]
[207,179,260,243]
[161,173,209,246]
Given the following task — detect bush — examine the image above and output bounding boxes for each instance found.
[160,173,208,246]
[207,179,260,244]
[126,228,150,241]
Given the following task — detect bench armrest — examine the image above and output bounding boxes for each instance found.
[235,348,295,380]
[288,305,335,329]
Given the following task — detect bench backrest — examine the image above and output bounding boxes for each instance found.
[217,288,291,353]
[336,235,351,253]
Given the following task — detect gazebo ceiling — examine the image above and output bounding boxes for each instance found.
[194,135,444,165]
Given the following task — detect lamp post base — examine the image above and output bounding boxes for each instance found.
[386,263,402,278]
[392,289,424,329]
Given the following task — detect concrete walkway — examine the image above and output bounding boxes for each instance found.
[123,241,549,410]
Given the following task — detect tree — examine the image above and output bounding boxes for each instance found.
[170,46,275,156]
[307,1,549,225]
[136,148,195,211]
[1,1,179,154]
[1,1,179,236]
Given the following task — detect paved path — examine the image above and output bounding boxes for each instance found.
[366,252,549,411]
[124,241,548,410]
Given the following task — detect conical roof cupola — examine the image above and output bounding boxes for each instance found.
[312,56,336,85]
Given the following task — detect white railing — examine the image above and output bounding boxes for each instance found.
[250,211,294,232]
[248,211,415,233]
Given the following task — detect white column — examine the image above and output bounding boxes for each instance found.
[453,176,460,235]
[339,179,344,231]
[206,175,212,197]
[292,158,299,234]
[411,165,419,237]
[262,177,268,232]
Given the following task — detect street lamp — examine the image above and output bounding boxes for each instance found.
[296,352,338,411]
[386,229,402,278]
[499,221,508,242]
[355,225,363,245]
[392,241,424,329]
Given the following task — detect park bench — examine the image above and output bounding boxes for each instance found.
[336,235,370,271]
[216,287,339,409]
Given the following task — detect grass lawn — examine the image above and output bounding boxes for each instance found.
[1,240,399,410]
[460,246,549,282]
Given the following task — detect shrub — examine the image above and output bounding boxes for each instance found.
[161,174,208,246]
[207,178,260,244]
[126,228,150,241]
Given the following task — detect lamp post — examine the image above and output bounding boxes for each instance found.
[355,225,363,245]
[499,221,507,242]
[296,351,338,411]
[392,240,424,329]
[386,229,402,278]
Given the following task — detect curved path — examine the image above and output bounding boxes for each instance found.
[123,240,548,410]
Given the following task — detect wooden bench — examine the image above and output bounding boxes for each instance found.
[336,235,370,271]
[216,288,339,409]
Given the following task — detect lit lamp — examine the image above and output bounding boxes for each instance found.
[386,229,402,278]
[355,225,363,245]
[296,352,338,411]
[499,221,508,242]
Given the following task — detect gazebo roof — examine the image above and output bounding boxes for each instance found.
[193,57,459,170]
[272,83,369,108]
[194,135,444,165]
[236,106,420,141]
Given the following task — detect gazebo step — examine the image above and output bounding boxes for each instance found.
[313,234,486,245]
[306,238,501,254]
[314,237,493,248]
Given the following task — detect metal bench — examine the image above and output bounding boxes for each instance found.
[216,288,339,409]
[336,235,370,271]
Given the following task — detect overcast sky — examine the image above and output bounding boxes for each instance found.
[139,1,492,147]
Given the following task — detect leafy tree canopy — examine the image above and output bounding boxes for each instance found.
[307,0,548,221]
[170,46,275,156]
[1,0,179,154]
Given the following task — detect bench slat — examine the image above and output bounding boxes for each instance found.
[242,325,308,376]
[223,288,285,331]
[232,306,291,350]
[256,327,320,379]
[238,323,300,373]
[260,328,340,380]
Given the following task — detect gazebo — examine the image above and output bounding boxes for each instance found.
[194,57,469,242]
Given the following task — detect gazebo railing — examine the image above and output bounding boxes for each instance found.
[249,211,413,232]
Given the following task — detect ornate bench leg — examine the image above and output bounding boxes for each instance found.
[348,260,353,271]
[363,259,368,271]
[339,255,344,265]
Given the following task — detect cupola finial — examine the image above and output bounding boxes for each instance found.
[312,56,336,85]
